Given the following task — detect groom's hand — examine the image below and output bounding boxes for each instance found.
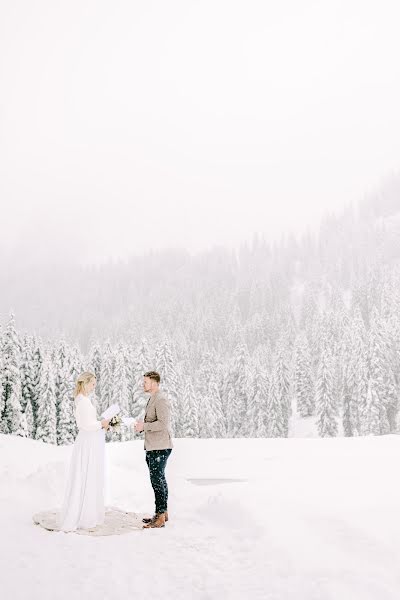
[134,420,144,433]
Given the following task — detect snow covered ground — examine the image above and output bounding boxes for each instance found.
[1,434,400,600]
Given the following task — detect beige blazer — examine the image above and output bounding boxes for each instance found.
[143,390,173,451]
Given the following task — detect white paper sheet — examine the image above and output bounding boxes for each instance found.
[101,403,120,420]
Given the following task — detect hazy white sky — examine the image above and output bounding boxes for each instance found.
[1,0,400,264]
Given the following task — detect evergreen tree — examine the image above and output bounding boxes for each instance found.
[99,342,114,416]
[85,341,103,413]
[315,342,338,437]
[88,342,102,383]
[54,339,70,432]
[130,339,150,431]
[196,351,216,399]
[225,342,251,437]
[198,372,225,438]
[341,321,364,437]
[274,337,291,436]
[25,397,34,438]
[248,362,269,437]
[300,281,319,337]
[365,310,394,434]
[57,360,77,445]
[124,343,136,410]
[111,348,130,441]
[30,338,44,437]
[357,346,370,435]
[178,377,198,437]
[349,307,368,435]
[154,339,180,435]
[69,344,85,381]
[293,334,314,418]
[207,372,226,438]
[198,392,216,438]
[35,354,57,444]
[0,354,4,430]
[253,342,272,375]
[1,314,26,437]
[20,335,35,413]
[267,365,285,437]
[365,379,381,435]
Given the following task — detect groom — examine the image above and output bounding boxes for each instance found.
[134,371,173,529]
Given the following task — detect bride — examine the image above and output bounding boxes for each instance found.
[58,371,110,532]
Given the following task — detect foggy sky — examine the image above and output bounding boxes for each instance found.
[1,0,400,265]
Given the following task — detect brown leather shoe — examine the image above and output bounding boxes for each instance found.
[142,511,168,524]
[143,513,166,528]
[142,515,155,524]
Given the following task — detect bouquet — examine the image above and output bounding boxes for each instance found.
[109,414,122,432]
[101,403,135,434]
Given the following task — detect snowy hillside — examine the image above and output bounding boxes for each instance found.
[376,212,400,263]
[2,434,400,600]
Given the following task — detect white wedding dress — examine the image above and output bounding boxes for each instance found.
[58,393,105,532]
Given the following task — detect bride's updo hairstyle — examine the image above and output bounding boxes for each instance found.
[74,371,96,398]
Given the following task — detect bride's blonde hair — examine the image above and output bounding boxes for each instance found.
[74,371,96,398]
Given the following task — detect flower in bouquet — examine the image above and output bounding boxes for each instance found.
[109,414,122,432]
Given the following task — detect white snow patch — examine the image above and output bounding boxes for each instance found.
[1,434,400,599]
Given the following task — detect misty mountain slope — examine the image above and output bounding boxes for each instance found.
[1,192,400,347]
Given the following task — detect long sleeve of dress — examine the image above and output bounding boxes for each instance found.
[75,395,102,432]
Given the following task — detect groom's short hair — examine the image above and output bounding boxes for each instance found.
[144,371,160,383]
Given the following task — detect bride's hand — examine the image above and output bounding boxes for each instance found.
[101,419,110,430]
